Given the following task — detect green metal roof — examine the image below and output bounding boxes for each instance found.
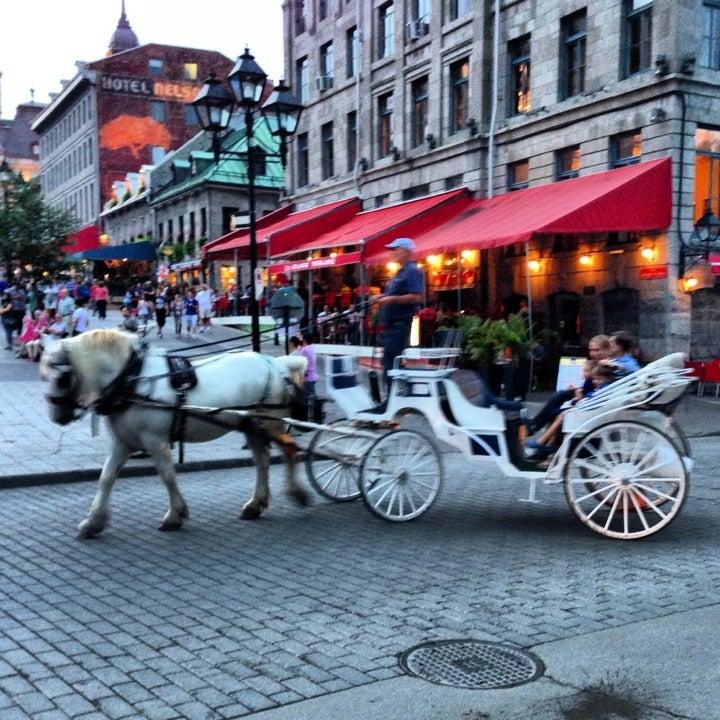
[151,119,284,205]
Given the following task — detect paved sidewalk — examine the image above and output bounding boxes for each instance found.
[0,308,287,481]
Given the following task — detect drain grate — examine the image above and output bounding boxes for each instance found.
[399,639,544,690]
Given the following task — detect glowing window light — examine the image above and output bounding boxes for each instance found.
[527,259,541,272]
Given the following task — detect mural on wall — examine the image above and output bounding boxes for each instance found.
[99,115,171,159]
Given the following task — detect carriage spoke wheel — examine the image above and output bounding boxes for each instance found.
[564,421,688,540]
[360,430,442,522]
[305,421,369,502]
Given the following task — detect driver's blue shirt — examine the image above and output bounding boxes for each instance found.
[381,261,424,324]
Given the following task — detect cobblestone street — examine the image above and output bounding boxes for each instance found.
[0,435,719,719]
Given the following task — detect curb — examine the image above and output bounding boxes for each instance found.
[0,454,291,490]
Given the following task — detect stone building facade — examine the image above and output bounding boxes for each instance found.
[32,6,232,227]
[0,97,45,180]
[283,0,720,358]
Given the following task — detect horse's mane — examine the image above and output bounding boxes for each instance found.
[62,329,141,401]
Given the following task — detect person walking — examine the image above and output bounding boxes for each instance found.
[95,281,109,319]
[71,299,90,336]
[154,285,167,338]
[184,289,199,337]
[57,289,76,337]
[0,291,15,350]
[170,293,184,337]
[196,285,213,334]
[371,237,423,385]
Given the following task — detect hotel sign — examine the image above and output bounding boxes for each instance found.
[100,74,201,103]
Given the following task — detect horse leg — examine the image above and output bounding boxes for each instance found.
[147,441,189,531]
[277,433,309,507]
[78,440,130,539]
[240,434,270,520]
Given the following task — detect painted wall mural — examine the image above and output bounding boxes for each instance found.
[99,115,172,159]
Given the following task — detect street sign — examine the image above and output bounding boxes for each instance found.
[638,265,668,280]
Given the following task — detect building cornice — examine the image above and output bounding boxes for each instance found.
[31,71,96,133]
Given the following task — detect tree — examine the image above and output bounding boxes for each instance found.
[0,171,77,270]
[99,115,171,160]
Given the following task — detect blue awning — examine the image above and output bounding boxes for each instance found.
[80,241,156,262]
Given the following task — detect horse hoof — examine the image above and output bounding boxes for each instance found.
[77,518,105,539]
[158,518,183,532]
[289,488,311,507]
[179,504,190,520]
[240,503,263,520]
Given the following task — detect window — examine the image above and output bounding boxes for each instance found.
[378,3,395,59]
[508,35,531,115]
[611,130,642,167]
[447,0,470,22]
[402,183,430,200]
[560,10,587,100]
[320,42,334,87]
[694,127,720,221]
[556,146,581,180]
[151,146,166,165]
[149,58,164,76]
[411,0,430,21]
[377,92,393,158]
[151,101,166,122]
[252,148,267,177]
[411,76,429,148]
[319,0,332,21]
[183,62,198,81]
[295,0,307,34]
[507,160,529,190]
[297,132,309,186]
[185,104,198,126]
[346,26,359,78]
[200,207,207,236]
[347,110,357,172]
[321,122,335,179]
[168,219,174,242]
[449,58,469,134]
[296,56,309,102]
[178,215,185,242]
[701,2,720,69]
[445,174,464,190]
[189,211,196,241]
[375,193,390,208]
[624,1,652,76]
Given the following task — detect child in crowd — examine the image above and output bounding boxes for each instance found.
[171,294,184,337]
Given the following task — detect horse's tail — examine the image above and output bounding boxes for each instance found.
[274,355,307,389]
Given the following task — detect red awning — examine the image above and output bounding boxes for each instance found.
[273,189,472,260]
[203,197,362,260]
[366,158,672,261]
[62,224,100,254]
[269,252,362,275]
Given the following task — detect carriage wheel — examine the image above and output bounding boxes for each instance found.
[359,430,442,522]
[564,421,688,540]
[305,421,368,502]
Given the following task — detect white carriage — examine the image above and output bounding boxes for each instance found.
[304,349,693,540]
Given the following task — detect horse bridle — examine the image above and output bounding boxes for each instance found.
[45,350,86,420]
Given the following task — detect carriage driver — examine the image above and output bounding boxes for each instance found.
[371,238,424,385]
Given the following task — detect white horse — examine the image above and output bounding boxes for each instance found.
[41,329,309,538]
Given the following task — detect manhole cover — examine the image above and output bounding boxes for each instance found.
[399,640,544,689]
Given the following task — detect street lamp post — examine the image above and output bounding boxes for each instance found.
[192,49,303,353]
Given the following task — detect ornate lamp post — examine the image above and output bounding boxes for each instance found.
[192,49,303,352]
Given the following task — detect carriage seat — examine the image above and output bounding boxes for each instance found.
[447,370,524,413]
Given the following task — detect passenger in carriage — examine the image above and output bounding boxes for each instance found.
[601,331,641,376]
[525,335,612,435]
[526,363,616,456]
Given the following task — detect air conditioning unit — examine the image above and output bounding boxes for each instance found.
[315,75,334,92]
[406,19,429,41]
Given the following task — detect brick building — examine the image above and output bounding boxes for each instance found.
[282,0,720,358]
[32,4,233,228]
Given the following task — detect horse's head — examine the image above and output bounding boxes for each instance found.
[41,341,84,425]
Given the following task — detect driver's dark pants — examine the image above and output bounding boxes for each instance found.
[383,321,412,386]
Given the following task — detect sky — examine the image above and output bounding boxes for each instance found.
[0,0,285,116]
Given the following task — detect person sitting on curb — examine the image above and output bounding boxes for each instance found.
[119,306,139,333]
